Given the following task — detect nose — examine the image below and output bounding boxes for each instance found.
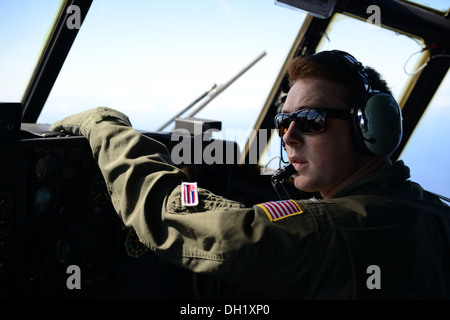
[282,121,304,148]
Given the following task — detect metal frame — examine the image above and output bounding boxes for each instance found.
[21,0,93,123]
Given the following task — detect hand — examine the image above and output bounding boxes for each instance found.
[50,107,132,137]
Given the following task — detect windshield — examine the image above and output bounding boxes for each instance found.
[35,0,306,150]
[404,0,450,13]
[0,1,62,102]
[400,73,450,197]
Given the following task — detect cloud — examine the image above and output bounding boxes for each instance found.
[218,0,232,15]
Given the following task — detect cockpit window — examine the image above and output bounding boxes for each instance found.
[403,0,449,14]
[0,1,62,102]
[36,0,306,151]
[315,13,426,101]
[399,73,450,197]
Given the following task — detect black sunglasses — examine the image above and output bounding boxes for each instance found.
[274,108,352,137]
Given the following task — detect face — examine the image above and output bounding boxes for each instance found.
[282,78,366,197]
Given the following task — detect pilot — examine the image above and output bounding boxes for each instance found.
[51,50,450,299]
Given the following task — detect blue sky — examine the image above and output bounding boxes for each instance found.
[37,0,306,134]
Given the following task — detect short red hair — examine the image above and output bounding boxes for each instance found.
[287,54,392,107]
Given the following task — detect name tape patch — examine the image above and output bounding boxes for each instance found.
[257,200,303,221]
[181,182,199,206]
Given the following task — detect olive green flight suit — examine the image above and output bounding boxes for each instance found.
[51,107,450,299]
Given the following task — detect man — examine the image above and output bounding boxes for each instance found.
[280,51,395,199]
[51,50,450,299]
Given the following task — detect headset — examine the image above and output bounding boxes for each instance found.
[307,50,403,156]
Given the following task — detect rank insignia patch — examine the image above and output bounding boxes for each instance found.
[181,182,199,206]
[257,200,303,221]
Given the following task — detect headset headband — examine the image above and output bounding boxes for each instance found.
[306,49,373,97]
[331,50,373,94]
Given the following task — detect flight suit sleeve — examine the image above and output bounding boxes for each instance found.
[87,119,320,297]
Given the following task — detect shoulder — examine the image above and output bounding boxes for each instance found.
[255,195,395,228]
[255,198,332,222]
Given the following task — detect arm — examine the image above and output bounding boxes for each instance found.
[51,107,319,297]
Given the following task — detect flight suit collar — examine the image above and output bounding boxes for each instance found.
[334,160,411,198]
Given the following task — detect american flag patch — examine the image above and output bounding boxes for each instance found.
[181,182,199,206]
[257,200,303,222]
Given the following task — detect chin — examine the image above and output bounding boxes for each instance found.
[293,176,317,194]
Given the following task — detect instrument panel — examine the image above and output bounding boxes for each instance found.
[0,131,197,299]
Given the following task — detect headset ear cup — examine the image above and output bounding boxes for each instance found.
[352,104,372,155]
[353,93,403,156]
